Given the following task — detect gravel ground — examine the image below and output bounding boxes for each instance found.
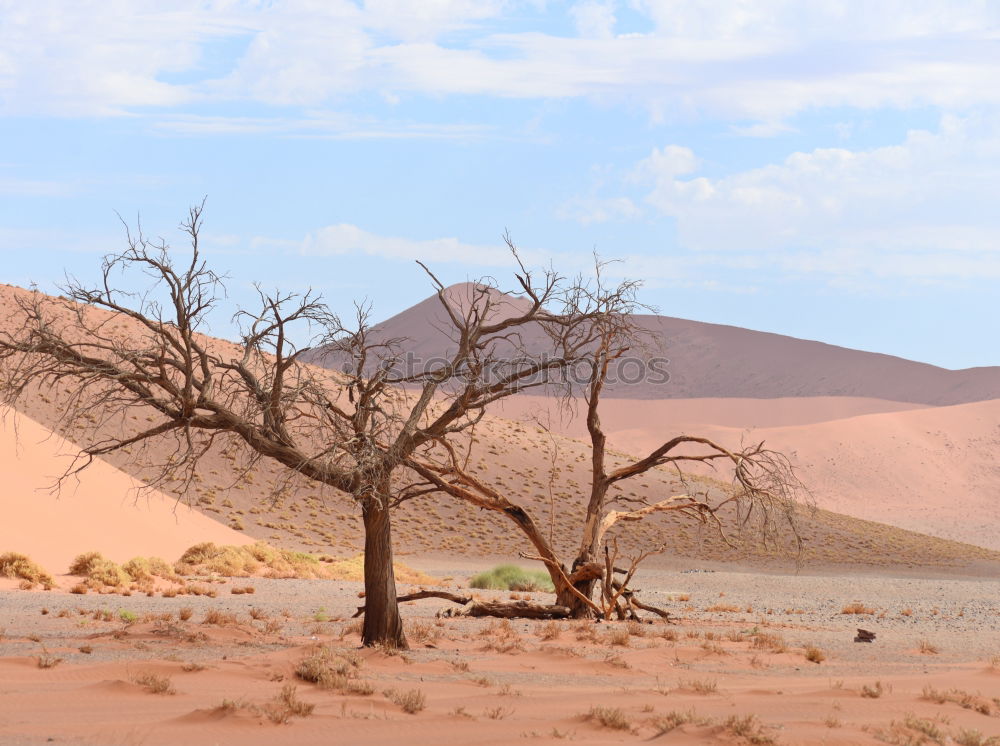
[2,562,998,678]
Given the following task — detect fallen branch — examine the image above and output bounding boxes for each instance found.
[354,590,571,620]
[629,597,674,622]
[353,590,472,618]
[440,600,572,620]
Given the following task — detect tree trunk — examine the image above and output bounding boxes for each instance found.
[360,495,407,649]
[555,555,601,618]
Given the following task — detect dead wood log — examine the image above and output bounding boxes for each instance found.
[458,601,571,619]
[855,628,876,643]
[355,590,571,620]
[353,590,472,618]
[630,597,675,622]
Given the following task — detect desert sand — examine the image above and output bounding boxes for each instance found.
[2,567,1000,745]
[3,282,1000,745]
[0,411,251,574]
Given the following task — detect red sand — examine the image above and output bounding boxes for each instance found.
[1,410,251,575]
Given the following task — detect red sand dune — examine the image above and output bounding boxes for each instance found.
[497,395,1000,551]
[308,282,1000,405]
[0,410,251,574]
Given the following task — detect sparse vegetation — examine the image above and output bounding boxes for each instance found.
[538,620,562,640]
[385,687,426,714]
[0,552,54,589]
[724,714,777,745]
[36,651,62,668]
[955,730,1000,746]
[470,564,554,592]
[295,646,371,695]
[680,678,718,694]
[841,602,875,615]
[131,671,175,695]
[655,709,713,734]
[262,684,314,723]
[751,631,788,653]
[607,628,630,647]
[918,639,940,655]
[585,706,630,731]
[861,681,885,698]
[921,686,992,715]
[706,603,741,613]
[804,645,826,663]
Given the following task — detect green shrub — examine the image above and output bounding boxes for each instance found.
[470,564,554,592]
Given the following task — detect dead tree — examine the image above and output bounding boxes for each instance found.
[0,204,623,646]
[402,273,806,620]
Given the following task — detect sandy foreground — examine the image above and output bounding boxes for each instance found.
[2,563,999,745]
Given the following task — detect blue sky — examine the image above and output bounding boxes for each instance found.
[2,1,999,369]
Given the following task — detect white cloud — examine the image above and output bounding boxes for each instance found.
[0,0,224,116]
[363,0,507,42]
[570,1,617,39]
[556,195,641,224]
[152,113,492,140]
[0,177,74,197]
[621,113,1000,281]
[301,224,513,265]
[3,1,1000,122]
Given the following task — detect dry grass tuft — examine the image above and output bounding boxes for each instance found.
[706,603,741,613]
[679,678,718,695]
[921,686,992,715]
[585,706,630,731]
[724,714,777,745]
[36,651,62,669]
[480,619,523,653]
[841,602,875,615]
[750,631,787,653]
[406,620,440,646]
[385,687,426,714]
[955,729,1000,746]
[607,628,630,647]
[538,620,562,641]
[918,639,940,655]
[132,671,175,695]
[861,681,885,699]
[202,609,239,626]
[654,709,713,734]
[0,552,54,589]
[803,645,826,664]
[295,646,370,694]
[262,684,315,723]
[176,543,436,584]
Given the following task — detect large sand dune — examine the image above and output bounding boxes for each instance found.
[307,282,1000,405]
[3,281,998,573]
[498,395,1000,550]
[0,411,250,574]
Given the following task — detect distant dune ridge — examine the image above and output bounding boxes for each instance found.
[2,280,999,570]
[306,282,1000,551]
[306,281,1000,405]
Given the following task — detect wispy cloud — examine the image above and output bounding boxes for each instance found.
[0,177,74,197]
[152,113,493,140]
[560,112,1000,284]
[3,1,999,125]
[299,224,513,265]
